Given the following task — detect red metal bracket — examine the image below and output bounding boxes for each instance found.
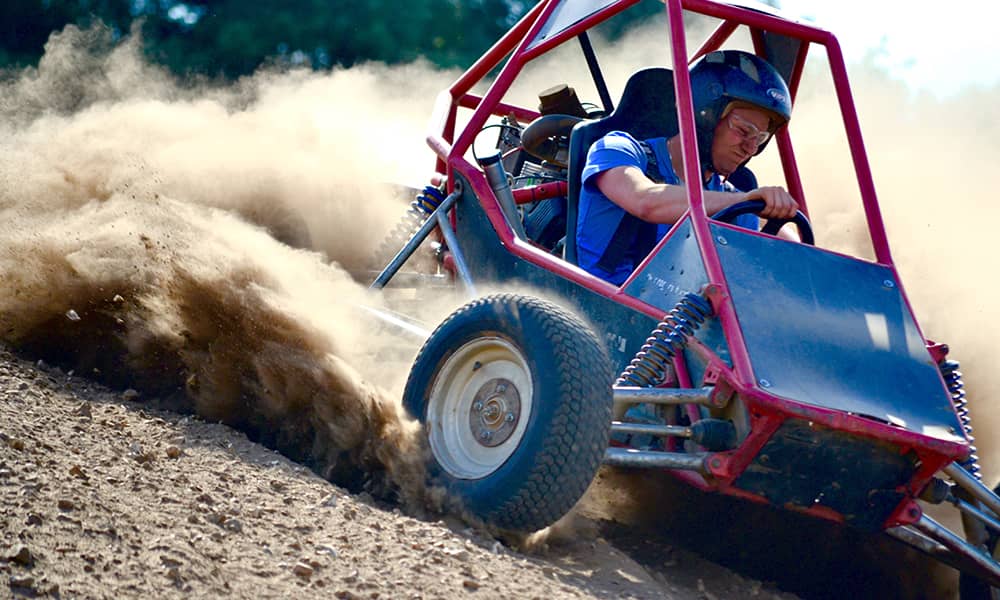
[925,340,950,364]
[888,499,923,527]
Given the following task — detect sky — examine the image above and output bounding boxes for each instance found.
[777,0,1000,97]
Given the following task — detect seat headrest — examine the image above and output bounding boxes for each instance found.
[607,67,678,140]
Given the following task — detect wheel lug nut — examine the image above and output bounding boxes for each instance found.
[481,431,493,441]
[505,413,515,423]
[473,401,484,411]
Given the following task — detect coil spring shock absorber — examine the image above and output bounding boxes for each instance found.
[374,185,447,262]
[940,359,981,480]
[616,292,714,387]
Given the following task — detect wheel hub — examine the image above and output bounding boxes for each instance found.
[469,377,521,448]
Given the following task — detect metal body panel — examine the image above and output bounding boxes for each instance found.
[623,218,732,382]
[735,419,917,531]
[713,223,964,442]
[624,218,708,310]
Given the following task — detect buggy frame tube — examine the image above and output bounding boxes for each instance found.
[823,36,892,264]
[613,386,715,407]
[774,129,808,218]
[751,29,810,217]
[945,462,1000,519]
[604,447,709,472]
[890,522,1000,586]
[666,0,757,388]
[953,496,1000,536]
[611,422,693,439]
[435,208,477,294]
[457,93,540,124]
[369,188,461,289]
[578,32,614,114]
[913,515,1000,587]
[887,526,956,563]
[691,19,738,62]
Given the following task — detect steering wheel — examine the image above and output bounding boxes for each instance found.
[710,199,814,245]
[520,114,583,168]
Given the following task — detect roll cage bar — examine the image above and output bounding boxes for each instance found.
[427,0,892,266]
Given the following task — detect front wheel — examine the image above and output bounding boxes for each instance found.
[403,294,613,532]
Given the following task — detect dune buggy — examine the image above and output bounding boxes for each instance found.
[367,0,1000,595]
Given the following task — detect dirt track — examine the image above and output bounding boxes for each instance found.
[1,345,807,599]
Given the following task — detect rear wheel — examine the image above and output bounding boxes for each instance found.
[403,294,613,531]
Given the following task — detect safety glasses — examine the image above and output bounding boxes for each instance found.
[727,112,772,147]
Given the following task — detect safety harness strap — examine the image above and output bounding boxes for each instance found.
[595,141,664,275]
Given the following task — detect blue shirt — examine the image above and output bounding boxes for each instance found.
[576,131,758,285]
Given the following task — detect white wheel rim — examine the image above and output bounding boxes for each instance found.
[427,336,533,480]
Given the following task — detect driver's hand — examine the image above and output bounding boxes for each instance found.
[742,186,799,220]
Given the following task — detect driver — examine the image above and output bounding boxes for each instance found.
[576,50,800,285]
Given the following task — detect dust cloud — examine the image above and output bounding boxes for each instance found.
[0,24,458,508]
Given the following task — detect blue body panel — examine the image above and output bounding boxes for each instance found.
[624,218,731,384]
[710,223,964,442]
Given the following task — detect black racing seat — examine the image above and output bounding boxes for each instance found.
[564,67,678,265]
[563,67,759,266]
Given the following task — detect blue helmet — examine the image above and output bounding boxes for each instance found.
[690,50,792,173]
